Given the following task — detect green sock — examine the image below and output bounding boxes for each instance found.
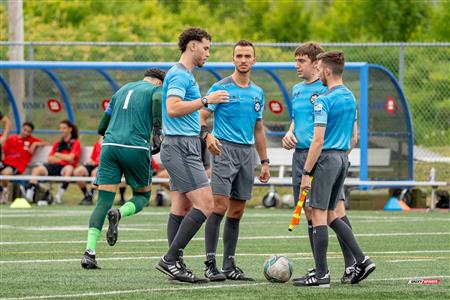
[119,202,136,218]
[86,227,101,251]
[86,190,116,252]
[119,191,151,218]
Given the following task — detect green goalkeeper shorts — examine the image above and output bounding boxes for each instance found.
[95,145,152,189]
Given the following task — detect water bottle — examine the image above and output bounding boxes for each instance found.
[429,167,436,182]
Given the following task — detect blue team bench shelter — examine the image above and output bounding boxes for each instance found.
[0,61,413,182]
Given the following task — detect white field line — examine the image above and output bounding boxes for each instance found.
[0,232,448,246]
[1,210,449,221]
[1,250,449,265]
[0,225,159,232]
[386,259,436,263]
[1,276,449,300]
[1,218,449,229]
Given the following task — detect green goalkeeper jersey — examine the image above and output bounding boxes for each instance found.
[103,80,162,150]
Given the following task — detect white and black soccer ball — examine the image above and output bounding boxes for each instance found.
[263,255,293,283]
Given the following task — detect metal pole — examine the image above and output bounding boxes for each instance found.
[28,43,34,105]
[399,44,405,88]
[8,0,25,127]
[429,167,436,210]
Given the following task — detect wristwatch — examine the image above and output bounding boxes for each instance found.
[302,169,312,176]
[260,159,270,165]
[201,97,209,107]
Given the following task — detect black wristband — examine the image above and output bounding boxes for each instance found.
[302,169,312,176]
[260,159,270,165]
[200,125,210,141]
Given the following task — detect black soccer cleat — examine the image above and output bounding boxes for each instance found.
[341,265,355,284]
[106,209,121,246]
[81,250,101,269]
[292,267,315,282]
[293,272,330,288]
[222,262,254,281]
[78,194,93,206]
[351,256,376,284]
[204,259,226,281]
[156,257,209,284]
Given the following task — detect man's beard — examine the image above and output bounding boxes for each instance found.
[237,67,250,74]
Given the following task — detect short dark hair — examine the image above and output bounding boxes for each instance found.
[22,121,34,131]
[178,27,212,53]
[294,42,325,62]
[233,40,255,56]
[60,119,79,140]
[144,68,166,81]
[317,51,345,75]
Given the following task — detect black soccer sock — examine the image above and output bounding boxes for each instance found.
[338,216,356,268]
[164,208,206,262]
[81,186,88,196]
[205,212,224,261]
[61,182,69,190]
[223,217,241,270]
[167,213,184,246]
[119,186,126,202]
[330,218,365,264]
[313,225,329,278]
[307,220,315,256]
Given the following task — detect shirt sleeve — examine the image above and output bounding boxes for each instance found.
[71,140,81,161]
[257,90,264,120]
[313,96,328,126]
[205,84,219,112]
[152,87,162,128]
[30,136,43,144]
[291,87,295,119]
[167,72,190,100]
[49,142,58,157]
[105,95,116,116]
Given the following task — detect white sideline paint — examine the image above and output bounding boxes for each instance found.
[2,276,450,300]
[0,232,448,246]
[1,249,449,265]
[0,225,159,232]
[386,259,436,263]
[1,212,449,223]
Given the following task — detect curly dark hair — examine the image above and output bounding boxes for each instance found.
[144,68,166,81]
[22,121,35,131]
[178,27,212,53]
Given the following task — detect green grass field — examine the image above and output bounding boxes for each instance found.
[1,206,449,300]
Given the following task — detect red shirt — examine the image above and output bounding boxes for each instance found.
[90,141,102,166]
[49,139,81,167]
[2,135,43,174]
[151,158,159,173]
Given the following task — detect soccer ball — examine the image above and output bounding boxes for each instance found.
[263,255,293,283]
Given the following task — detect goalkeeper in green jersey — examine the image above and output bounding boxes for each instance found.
[81,68,165,269]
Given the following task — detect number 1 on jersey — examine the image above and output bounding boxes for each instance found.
[123,90,134,109]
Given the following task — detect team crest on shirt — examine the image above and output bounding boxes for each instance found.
[314,103,323,115]
[254,97,261,112]
[310,93,319,104]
